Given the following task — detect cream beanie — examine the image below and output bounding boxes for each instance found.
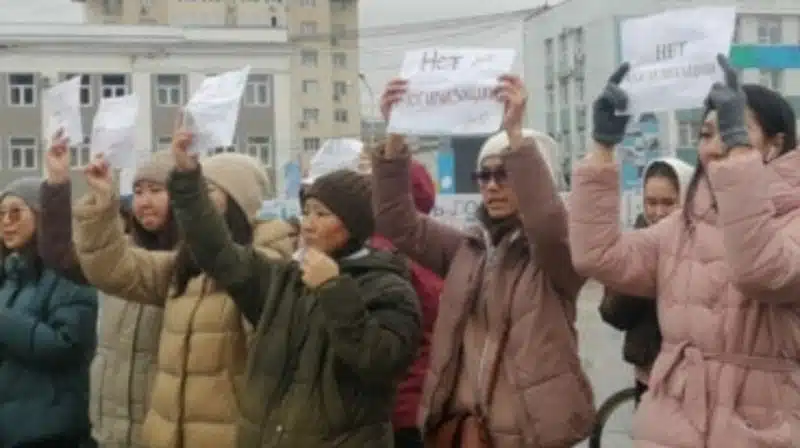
[201,153,272,220]
[476,129,556,179]
[133,150,174,186]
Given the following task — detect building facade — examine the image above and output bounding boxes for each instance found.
[0,23,291,194]
[523,0,800,188]
[73,0,362,164]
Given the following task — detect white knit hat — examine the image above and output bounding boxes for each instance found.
[476,129,556,179]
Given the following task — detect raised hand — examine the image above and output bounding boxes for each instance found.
[46,128,71,184]
[705,54,749,152]
[593,63,631,147]
[83,154,114,198]
[496,74,527,140]
[171,109,197,172]
[380,78,408,123]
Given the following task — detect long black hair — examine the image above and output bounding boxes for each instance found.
[171,195,252,297]
[681,84,797,230]
[128,208,180,251]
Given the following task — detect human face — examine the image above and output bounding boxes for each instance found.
[698,108,782,167]
[0,196,35,251]
[301,198,350,255]
[206,181,228,214]
[473,156,519,219]
[133,181,170,231]
[643,176,679,224]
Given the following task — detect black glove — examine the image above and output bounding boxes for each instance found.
[592,63,631,146]
[704,54,750,151]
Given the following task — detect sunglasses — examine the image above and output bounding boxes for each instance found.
[471,168,508,185]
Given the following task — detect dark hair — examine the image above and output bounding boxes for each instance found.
[171,195,252,297]
[129,208,180,251]
[682,83,798,230]
[643,161,680,194]
[0,220,42,284]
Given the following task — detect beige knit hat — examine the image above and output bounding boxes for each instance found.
[133,150,174,186]
[476,128,556,179]
[201,152,272,220]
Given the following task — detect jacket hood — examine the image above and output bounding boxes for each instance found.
[410,160,435,214]
[339,248,409,279]
[766,149,800,216]
[642,157,694,203]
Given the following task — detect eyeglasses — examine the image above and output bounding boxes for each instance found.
[471,168,508,186]
[0,206,26,223]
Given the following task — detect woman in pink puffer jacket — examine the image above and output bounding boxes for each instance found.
[569,55,800,447]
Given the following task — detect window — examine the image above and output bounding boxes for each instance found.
[559,81,569,103]
[332,53,347,68]
[331,24,346,45]
[558,32,568,68]
[574,78,585,102]
[300,0,316,7]
[574,27,584,53]
[301,49,318,67]
[334,109,348,123]
[213,137,238,154]
[301,21,317,35]
[303,137,320,152]
[757,16,782,44]
[246,136,273,166]
[70,136,92,168]
[102,0,123,15]
[63,74,92,106]
[333,81,348,97]
[157,136,172,152]
[677,120,701,147]
[302,79,319,94]
[8,137,37,169]
[303,108,319,123]
[544,38,553,61]
[245,74,271,106]
[270,16,278,27]
[8,73,36,106]
[733,16,742,43]
[759,69,784,90]
[101,74,129,98]
[155,74,183,106]
[546,87,555,111]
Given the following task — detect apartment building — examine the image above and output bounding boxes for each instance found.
[74,0,362,164]
[0,23,291,194]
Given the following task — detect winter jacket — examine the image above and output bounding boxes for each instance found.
[569,150,800,447]
[0,255,97,447]
[72,191,298,448]
[598,214,661,372]
[39,180,162,448]
[371,159,442,431]
[372,138,594,448]
[166,167,422,448]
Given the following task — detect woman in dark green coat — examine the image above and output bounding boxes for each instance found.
[161,128,421,448]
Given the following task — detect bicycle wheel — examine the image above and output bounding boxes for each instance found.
[588,387,638,448]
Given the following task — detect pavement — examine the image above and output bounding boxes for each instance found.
[575,280,636,448]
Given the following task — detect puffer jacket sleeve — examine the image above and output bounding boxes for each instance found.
[0,277,97,368]
[168,167,295,325]
[73,191,174,306]
[709,152,800,303]
[505,139,585,299]
[568,160,664,298]
[372,148,465,278]
[314,271,421,382]
[38,180,87,285]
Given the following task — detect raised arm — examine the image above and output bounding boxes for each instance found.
[73,190,173,306]
[315,269,421,381]
[168,166,291,325]
[371,136,466,278]
[505,134,585,299]
[0,277,97,368]
[710,152,800,303]
[39,180,86,285]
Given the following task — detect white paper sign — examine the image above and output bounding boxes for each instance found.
[619,7,736,115]
[43,76,83,145]
[91,94,139,169]
[184,66,251,154]
[304,138,364,183]
[387,48,516,136]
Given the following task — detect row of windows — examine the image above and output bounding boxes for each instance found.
[301,107,351,123]
[155,135,274,167]
[300,50,349,69]
[5,73,272,108]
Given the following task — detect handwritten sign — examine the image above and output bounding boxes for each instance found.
[387,48,516,136]
[184,66,250,154]
[43,76,82,144]
[91,94,139,169]
[304,138,364,183]
[620,7,736,115]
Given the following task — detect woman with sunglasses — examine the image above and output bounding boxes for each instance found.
[371,75,595,447]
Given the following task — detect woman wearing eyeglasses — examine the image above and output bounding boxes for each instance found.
[0,177,97,447]
[371,75,595,447]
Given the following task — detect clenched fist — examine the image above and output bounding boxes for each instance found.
[300,247,340,289]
